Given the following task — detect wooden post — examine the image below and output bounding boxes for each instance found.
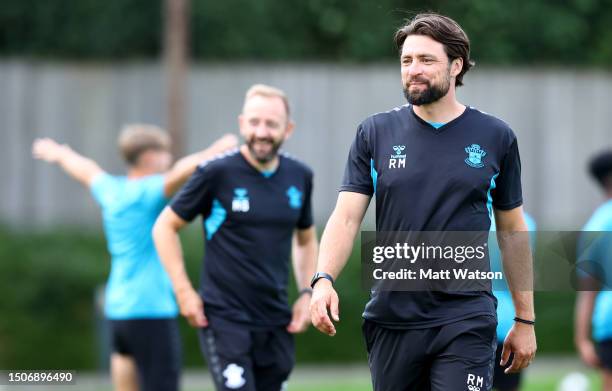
[164,0,189,157]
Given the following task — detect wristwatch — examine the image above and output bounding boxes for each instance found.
[310,272,335,288]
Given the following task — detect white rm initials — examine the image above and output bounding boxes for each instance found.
[466,373,483,391]
[389,158,406,169]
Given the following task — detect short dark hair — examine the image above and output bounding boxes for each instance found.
[589,149,612,189]
[394,13,474,87]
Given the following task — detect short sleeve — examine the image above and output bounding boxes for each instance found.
[170,164,215,222]
[492,137,523,210]
[578,207,612,286]
[141,174,167,209]
[576,231,611,287]
[90,173,116,207]
[339,124,374,196]
[296,171,314,229]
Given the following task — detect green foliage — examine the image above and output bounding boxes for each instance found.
[1,0,612,66]
[0,225,576,370]
[0,226,109,369]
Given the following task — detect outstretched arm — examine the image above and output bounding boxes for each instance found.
[163,134,238,197]
[287,225,318,334]
[310,191,370,336]
[153,206,208,327]
[495,206,537,374]
[32,138,104,187]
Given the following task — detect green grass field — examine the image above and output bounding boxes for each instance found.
[175,373,601,391]
[15,367,601,391]
[186,367,601,391]
[245,373,601,391]
[285,376,602,391]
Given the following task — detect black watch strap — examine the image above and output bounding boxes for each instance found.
[310,272,335,288]
[514,317,535,325]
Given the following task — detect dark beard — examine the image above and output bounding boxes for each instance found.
[403,71,451,106]
[247,137,282,163]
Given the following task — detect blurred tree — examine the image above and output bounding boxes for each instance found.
[1,0,612,66]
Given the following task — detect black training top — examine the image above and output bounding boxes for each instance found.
[170,149,314,329]
[341,104,523,328]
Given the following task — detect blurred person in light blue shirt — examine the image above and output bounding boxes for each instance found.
[575,150,612,391]
[33,125,237,391]
[490,211,536,391]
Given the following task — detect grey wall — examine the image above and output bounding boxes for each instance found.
[1,61,611,230]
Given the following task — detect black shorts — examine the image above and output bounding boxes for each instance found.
[110,318,181,391]
[199,316,294,391]
[597,339,612,370]
[493,342,522,391]
[363,315,497,391]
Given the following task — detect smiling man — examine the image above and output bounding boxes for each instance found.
[153,84,317,391]
[310,13,536,391]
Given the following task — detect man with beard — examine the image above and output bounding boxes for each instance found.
[310,13,536,391]
[153,84,317,391]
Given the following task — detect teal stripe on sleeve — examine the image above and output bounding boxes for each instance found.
[486,173,499,219]
[370,159,378,194]
[205,199,227,240]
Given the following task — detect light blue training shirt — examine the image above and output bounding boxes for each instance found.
[490,212,537,342]
[90,173,178,319]
[581,200,612,342]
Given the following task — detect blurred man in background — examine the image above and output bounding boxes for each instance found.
[491,212,537,391]
[310,13,536,391]
[153,84,317,391]
[575,150,612,390]
[32,126,237,391]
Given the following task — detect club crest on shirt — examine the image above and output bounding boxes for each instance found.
[232,188,250,212]
[286,186,302,209]
[389,145,406,169]
[464,144,486,168]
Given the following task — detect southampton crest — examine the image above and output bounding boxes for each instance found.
[286,186,303,209]
[464,144,486,168]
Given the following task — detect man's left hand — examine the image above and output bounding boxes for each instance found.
[287,293,311,333]
[501,322,537,373]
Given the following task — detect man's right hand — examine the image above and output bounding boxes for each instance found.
[309,279,339,336]
[577,339,601,368]
[177,288,208,328]
[32,138,65,163]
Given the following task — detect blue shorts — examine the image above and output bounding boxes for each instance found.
[363,315,497,391]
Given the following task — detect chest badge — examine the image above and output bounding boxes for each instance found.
[389,145,406,169]
[286,186,303,209]
[232,188,250,212]
[464,144,486,168]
